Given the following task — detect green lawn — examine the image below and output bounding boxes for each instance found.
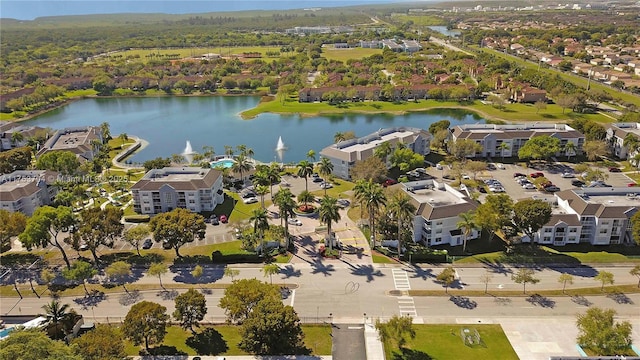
[322,48,383,62]
[123,324,331,356]
[102,46,290,65]
[383,324,518,360]
[220,192,264,222]
[240,96,612,123]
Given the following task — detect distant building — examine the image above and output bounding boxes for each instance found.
[320,127,431,180]
[0,170,58,215]
[0,121,46,151]
[401,180,479,247]
[131,167,224,215]
[510,86,547,103]
[606,122,640,161]
[37,126,102,161]
[451,123,584,158]
[530,187,639,246]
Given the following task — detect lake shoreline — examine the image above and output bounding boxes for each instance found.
[8,93,570,126]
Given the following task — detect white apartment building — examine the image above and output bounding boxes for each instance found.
[37,126,103,161]
[320,127,431,180]
[0,170,58,215]
[451,123,584,158]
[0,121,46,151]
[131,167,224,215]
[605,122,640,161]
[532,188,639,246]
[401,180,478,247]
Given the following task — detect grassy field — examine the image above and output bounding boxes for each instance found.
[454,245,640,265]
[240,96,612,123]
[99,46,290,65]
[321,48,383,62]
[383,324,518,360]
[123,324,332,356]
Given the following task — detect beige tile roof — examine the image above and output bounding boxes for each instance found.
[132,168,222,192]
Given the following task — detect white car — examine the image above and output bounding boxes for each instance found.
[561,172,575,178]
[496,163,505,169]
[490,186,505,193]
[242,197,258,204]
[287,218,302,226]
[522,183,536,189]
[320,182,333,189]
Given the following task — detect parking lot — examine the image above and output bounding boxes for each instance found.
[427,161,635,203]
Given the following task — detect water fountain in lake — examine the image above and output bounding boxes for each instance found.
[182,140,196,164]
[275,136,286,163]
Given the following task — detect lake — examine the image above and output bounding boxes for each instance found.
[428,26,461,37]
[24,96,484,163]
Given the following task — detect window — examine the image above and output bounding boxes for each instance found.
[544,228,552,233]
[543,237,551,242]
[599,228,608,234]
[569,228,577,233]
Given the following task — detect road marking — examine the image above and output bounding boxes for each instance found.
[348,326,363,330]
[392,270,417,317]
[289,289,296,307]
[392,269,411,290]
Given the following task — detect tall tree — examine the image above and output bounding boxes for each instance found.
[317,157,334,195]
[480,271,493,294]
[173,289,207,334]
[35,150,80,175]
[375,315,416,350]
[456,211,477,254]
[0,146,32,174]
[594,271,614,291]
[306,149,316,162]
[105,261,132,293]
[512,199,552,244]
[40,300,73,340]
[350,156,387,182]
[436,266,456,294]
[558,273,574,294]
[232,154,253,183]
[19,206,76,269]
[517,136,561,163]
[224,267,240,282]
[474,194,514,243]
[387,191,416,258]
[576,307,632,356]
[450,139,482,160]
[239,297,305,355]
[583,140,609,161]
[0,210,27,251]
[148,262,168,289]
[262,263,280,284]
[73,207,124,263]
[250,208,269,255]
[354,180,386,247]
[123,224,150,256]
[122,301,169,353]
[296,160,314,192]
[62,260,97,296]
[563,141,577,160]
[498,142,510,160]
[511,268,539,294]
[630,264,640,288]
[0,329,83,360]
[274,188,296,249]
[319,196,341,251]
[149,208,206,257]
[219,278,280,324]
[72,324,126,360]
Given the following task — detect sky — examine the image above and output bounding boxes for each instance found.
[0,0,427,20]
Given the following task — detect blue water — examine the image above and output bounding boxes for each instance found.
[1,0,411,20]
[428,26,461,37]
[211,159,236,168]
[0,327,14,338]
[23,96,484,163]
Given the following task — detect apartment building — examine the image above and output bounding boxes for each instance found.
[451,123,584,158]
[131,167,223,215]
[320,127,431,180]
[37,126,102,161]
[605,122,640,161]
[0,170,58,215]
[531,188,639,246]
[400,180,478,247]
[0,121,46,151]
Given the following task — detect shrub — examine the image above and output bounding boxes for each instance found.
[123,214,150,223]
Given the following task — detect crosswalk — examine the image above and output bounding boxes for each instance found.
[391,269,417,318]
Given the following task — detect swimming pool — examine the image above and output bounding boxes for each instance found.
[210,159,236,169]
[0,327,14,339]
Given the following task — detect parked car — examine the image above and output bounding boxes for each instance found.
[436,163,444,170]
[312,173,320,178]
[544,185,561,192]
[530,172,544,178]
[477,186,487,193]
[337,199,351,207]
[220,215,228,223]
[489,187,505,193]
[487,163,496,170]
[522,183,536,189]
[561,172,575,178]
[142,238,153,249]
[242,197,258,204]
[608,167,621,172]
[313,177,324,183]
[211,218,220,225]
[496,163,505,169]
[628,183,638,187]
[320,182,333,189]
[79,243,89,251]
[513,172,526,178]
[572,180,586,187]
[287,218,302,226]
[383,179,397,187]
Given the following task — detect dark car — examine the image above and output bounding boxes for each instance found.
[513,172,526,178]
[608,167,621,172]
[313,177,323,183]
[544,185,560,192]
[477,186,487,193]
[530,172,544,178]
[211,218,220,225]
[572,180,586,187]
[142,238,153,249]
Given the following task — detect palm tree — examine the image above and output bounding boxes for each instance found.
[274,188,296,249]
[353,179,368,219]
[100,122,111,142]
[317,157,334,195]
[10,131,24,147]
[266,163,281,199]
[232,154,252,183]
[355,180,386,248]
[456,211,477,254]
[306,149,316,162]
[624,133,639,161]
[319,196,341,251]
[250,208,269,255]
[41,300,72,340]
[297,160,314,192]
[498,142,510,160]
[224,145,234,158]
[237,144,254,159]
[201,145,215,160]
[255,184,269,209]
[374,141,393,161]
[388,191,416,259]
[334,132,346,143]
[564,142,577,160]
[297,190,314,211]
[118,133,128,147]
